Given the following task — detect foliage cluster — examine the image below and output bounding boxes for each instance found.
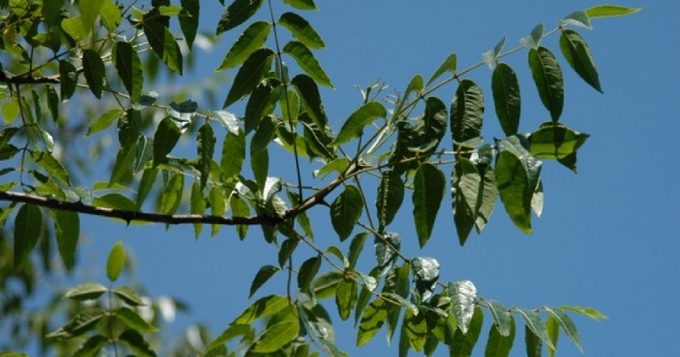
[0,0,637,355]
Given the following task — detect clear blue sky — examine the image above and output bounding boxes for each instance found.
[68,1,678,356]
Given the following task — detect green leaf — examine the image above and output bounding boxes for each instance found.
[82,49,105,99]
[449,307,484,357]
[218,21,271,71]
[545,307,583,352]
[100,0,122,32]
[46,310,107,339]
[529,47,564,122]
[93,193,137,211]
[198,123,216,188]
[54,210,79,271]
[529,122,589,160]
[376,171,404,230]
[216,0,264,34]
[330,185,363,241]
[311,271,343,299]
[291,74,327,128]
[357,298,388,346]
[205,324,253,353]
[283,41,333,88]
[492,63,521,136]
[190,182,206,238]
[59,60,78,100]
[13,204,42,268]
[481,299,513,337]
[585,5,641,18]
[562,10,592,29]
[451,79,484,146]
[484,315,515,357]
[475,165,498,233]
[114,307,158,332]
[403,309,428,352]
[223,48,275,108]
[153,117,181,166]
[525,324,542,357]
[559,305,607,321]
[234,295,289,324]
[428,53,457,85]
[250,308,300,353]
[220,130,245,178]
[64,283,108,301]
[515,307,554,350]
[137,168,158,207]
[46,85,59,122]
[250,147,269,189]
[160,174,184,215]
[412,163,445,247]
[61,17,88,41]
[208,186,225,237]
[559,29,602,92]
[546,314,559,357]
[143,16,183,74]
[452,158,480,245]
[112,286,145,306]
[119,330,155,357]
[2,100,19,124]
[298,255,322,292]
[31,151,70,185]
[107,241,126,282]
[336,277,358,321]
[86,109,125,136]
[448,280,477,334]
[72,334,108,357]
[249,265,280,298]
[283,0,317,10]
[79,0,103,34]
[331,102,386,146]
[245,79,280,133]
[279,12,325,49]
[348,232,368,269]
[412,257,439,293]
[114,42,144,101]
[179,0,200,48]
[231,195,249,240]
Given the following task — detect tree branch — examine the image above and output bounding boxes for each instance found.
[0,71,60,84]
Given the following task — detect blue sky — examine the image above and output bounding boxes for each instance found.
[66,1,679,356]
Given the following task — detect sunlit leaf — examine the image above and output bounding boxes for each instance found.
[221,130,245,178]
[585,5,641,18]
[64,282,107,301]
[233,295,289,324]
[525,324,542,357]
[224,48,275,108]
[114,307,158,332]
[529,122,589,160]
[449,307,484,357]
[559,305,607,321]
[279,12,325,49]
[86,109,125,136]
[283,41,333,88]
[160,174,184,215]
[298,255,322,292]
[484,315,515,357]
[428,53,457,85]
[448,280,477,334]
[357,298,388,346]
[218,21,271,71]
[106,241,126,282]
[143,15,183,74]
[250,265,280,298]
[216,0,264,34]
[283,0,316,10]
[515,307,554,350]
[336,277,358,321]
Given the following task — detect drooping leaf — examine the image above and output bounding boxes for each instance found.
[137,168,158,207]
[54,210,79,271]
[330,185,363,241]
[559,29,602,92]
[412,163,445,247]
[190,182,206,238]
[279,12,325,49]
[283,41,333,88]
[403,309,428,352]
[220,130,245,178]
[331,101,386,146]
[448,280,477,334]
[376,171,404,230]
[484,315,515,357]
[475,165,498,233]
[82,49,105,99]
[245,79,280,133]
[515,307,554,350]
[250,147,269,189]
[114,307,158,332]
[336,277,358,321]
[112,286,145,306]
[357,298,388,346]
[64,282,107,301]
[160,174,184,215]
[375,232,401,276]
[481,299,513,337]
[31,151,70,185]
[59,60,78,100]
[198,123,216,188]
[204,324,253,353]
[298,255,322,292]
[428,53,457,85]
[585,5,641,18]
[544,306,583,352]
[72,334,108,357]
[179,0,200,48]
[143,15,183,74]
[46,310,107,339]
[224,48,275,108]
[218,21,271,71]
[529,47,564,122]
[546,314,559,357]
[250,308,300,353]
[559,305,607,321]
[249,265,280,298]
[452,158,480,245]
[348,232,368,269]
[13,204,43,268]
[153,117,181,166]
[209,186,226,237]
[449,307,484,357]
[119,330,155,357]
[106,241,126,282]
[291,74,327,127]
[46,85,59,121]
[233,295,289,324]
[114,41,144,102]
[412,257,439,296]
[451,79,485,146]
[525,324,542,357]
[216,0,264,34]
[492,63,521,136]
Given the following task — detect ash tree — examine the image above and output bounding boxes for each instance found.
[0,0,639,356]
